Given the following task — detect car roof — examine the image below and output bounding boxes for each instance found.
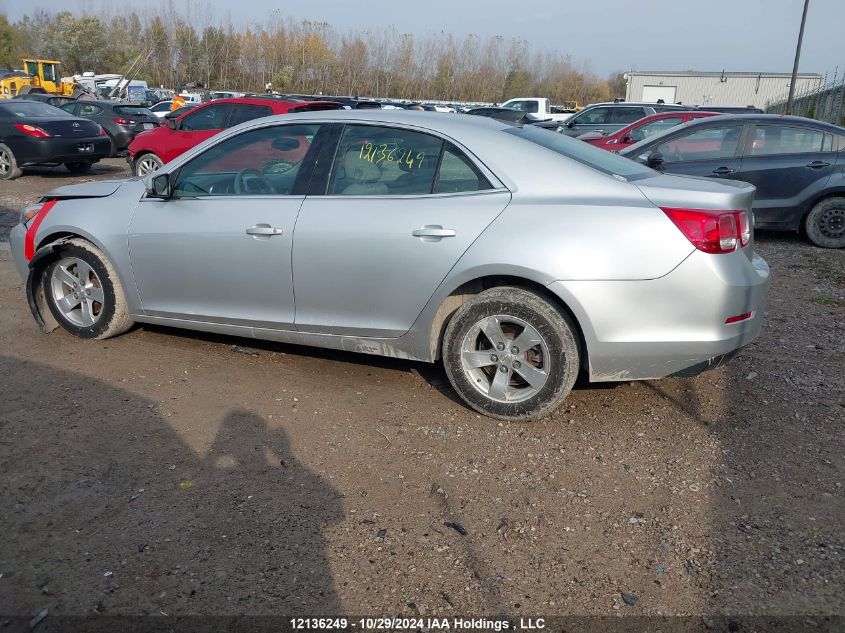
[675,113,845,132]
[586,102,687,108]
[186,96,342,112]
[620,113,845,155]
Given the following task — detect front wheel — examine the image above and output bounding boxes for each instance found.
[134,153,163,176]
[805,197,845,249]
[42,239,134,340]
[442,287,580,421]
[64,161,92,174]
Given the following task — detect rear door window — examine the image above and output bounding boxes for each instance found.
[749,125,833,156]
[327,125,444,195]
[228,104,273,127]
[611,107,646,124]
[180,103,232,131]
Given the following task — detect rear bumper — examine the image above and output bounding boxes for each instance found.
[548,249,770,382]
[13,137,111,166]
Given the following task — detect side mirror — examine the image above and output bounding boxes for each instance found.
[146,173,171,198]
[566,119,576,128]
[621,135,633,144]
[646,151,664,168]
[166,118,177,130]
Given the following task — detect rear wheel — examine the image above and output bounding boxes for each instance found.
[134,152,163,176]
[43,239,134,340]
[442,287,580,421]
[805,197,845,249]
[0,143,22,180]
[64,161,92,174]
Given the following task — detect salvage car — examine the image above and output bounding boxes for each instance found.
[60,100,160,157]
[127,96,343,176]
[10,111,770,420]
[579,111,720,150]
[621,114,845,248]
[0,100,110,179]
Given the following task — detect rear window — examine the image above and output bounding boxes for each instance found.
[0,102,68,118]
[114,105,155,117]
[504,125,653,180]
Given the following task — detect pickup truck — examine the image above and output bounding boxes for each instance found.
[500,97,576,122]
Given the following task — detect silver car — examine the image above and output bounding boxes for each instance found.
[9,110,770,420]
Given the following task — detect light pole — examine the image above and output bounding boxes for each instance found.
[787,0,810,114]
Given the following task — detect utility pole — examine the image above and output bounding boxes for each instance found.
[787,0,810,114]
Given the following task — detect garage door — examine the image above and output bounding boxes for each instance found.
[642,85,677,103]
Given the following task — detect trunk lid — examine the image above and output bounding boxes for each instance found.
[635,173,757,260]
[31,116,103,139]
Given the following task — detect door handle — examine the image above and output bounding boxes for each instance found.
[712,167,735,176]
[246,225,283,236]
[806,160,831,169]
[412,226,456,239]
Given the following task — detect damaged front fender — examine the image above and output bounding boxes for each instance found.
[25,241,70,334]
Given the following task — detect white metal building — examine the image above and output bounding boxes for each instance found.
[624,71,824,109]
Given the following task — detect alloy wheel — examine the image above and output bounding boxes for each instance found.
[49,257,105,327]
[136,155,162,176]
[0,149,10,176]
[460,314,551,403]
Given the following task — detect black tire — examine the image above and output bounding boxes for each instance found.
[805,197,845,249]
[64,161,93,174]
[442,286,580,421]
[0,143,23,180]
[42,238,134,340]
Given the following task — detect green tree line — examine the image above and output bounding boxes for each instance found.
[0,8,624,104]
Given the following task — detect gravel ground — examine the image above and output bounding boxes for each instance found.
[0,161,842,627]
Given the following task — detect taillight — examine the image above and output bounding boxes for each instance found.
[113,117,133,125]
[661,208,750,254]
[98,125,107,136]
[737,210,750,247]
[14,123,51,138]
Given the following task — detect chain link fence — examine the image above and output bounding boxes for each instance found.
[766,67,845,126]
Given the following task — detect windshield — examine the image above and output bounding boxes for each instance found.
[0,101,69,118]
[504,125,653,180]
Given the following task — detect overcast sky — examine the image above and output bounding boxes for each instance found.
[2,0,842,79]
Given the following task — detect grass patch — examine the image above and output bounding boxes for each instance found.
[809,293,845,308]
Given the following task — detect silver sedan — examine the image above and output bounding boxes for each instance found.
[9,110,770,420]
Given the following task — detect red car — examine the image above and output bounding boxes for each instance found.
[579,111,720,151]
[128,97,342,176]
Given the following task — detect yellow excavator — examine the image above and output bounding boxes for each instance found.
[0,59,82,99]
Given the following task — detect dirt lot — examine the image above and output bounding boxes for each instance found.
[0,160,843,629]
